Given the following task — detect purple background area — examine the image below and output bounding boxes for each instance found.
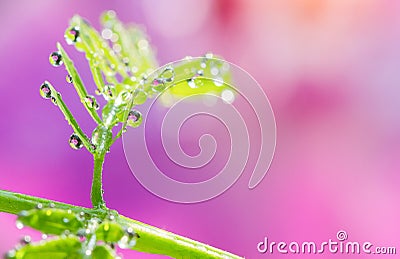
[1,0,400,258]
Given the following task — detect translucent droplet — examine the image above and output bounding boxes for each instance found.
[221,89,235,104]
[65,26,80,45]
[62,217,70,223]
[101,28,113,40]
[36,203,43,209]
[49,202,55,208]
[205,52,214,59]
[195,70,204,77]
[16,220,24,229]
[159,66,175,83]
[18,210,28,217]
[5,249,16,258]
[151,78,165,92]
[49,51,63,67]
[187,78,197,88]
[20,235,31,245]
[40,83,52,99]
[69,134,83,150]
[84,95,99,110]
[127,110,142,128]
[213,77,224,87]
[42,234,48,240]
[51,96,58,106]
[103,85,115,99]
[117,234,137,249]
[85,249,92,256]
[133,89,147,105]
[116,91,132,106]
[211,67,219,76]
[66,74,73,83]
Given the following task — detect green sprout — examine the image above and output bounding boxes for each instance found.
[0,11,242,259]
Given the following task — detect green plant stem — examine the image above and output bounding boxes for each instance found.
[91,153,106,209]
[0,190,243,259]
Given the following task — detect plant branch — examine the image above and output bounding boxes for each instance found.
[0,190,243,259]
[57,43,102,124]
[45,81,94,153]
[91,153,106,209]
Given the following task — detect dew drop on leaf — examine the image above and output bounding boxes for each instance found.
[84,95,99,110]
[36,203,43,210]
[187,78,197,88]
[15,221,24,230]
[65,26,80,45]
[133,89,147,105]
[40,83,51,99]
[159,66,175,83]
[20,236,31,245]
[127,110,142,128]
[66,74,73,83]
[103,85,115,99]
[69,134,83,150]
[49,51,63,67]
[51,96,58,106]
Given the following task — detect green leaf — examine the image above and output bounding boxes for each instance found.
[17,209,83,235]
[7,237,83,259]
[92,245,118,259]
[95,221,124,243]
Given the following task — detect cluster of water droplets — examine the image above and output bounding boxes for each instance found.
[8,203,139,258]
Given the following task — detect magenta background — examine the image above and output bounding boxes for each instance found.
[1,0,400,258]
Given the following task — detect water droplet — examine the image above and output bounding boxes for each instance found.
[221,89,235,104]
[40,83,52,99]
[42,234,48,240]
[205,52,214,59]
[213,77,224,87]
[62,217,70,223]
[115,91,132,106]
[101,28,113,40]
[18,210,28,217]
[16,221,24,229]
[49,51,63,67]
[159,66,175,83]
[127,110,142,128]
[20,235,31,245]
[187,78,197,88]
[65,27,80,45]
[85,249,92,256]
[133,89,147,105]
[195,70,204,77]
[151,78,165,92]
[51,96,58,106]
[122,57,129,66]
[113,44,122,53]
[103,85,115,99]
[84,95,99,110]
[117,234,137,249]
[5,250,16,258]
[211,67,219,76]
[36,203,43,209]
[69,134,83,150]
[66,74,73,83]
[49,202,55,208]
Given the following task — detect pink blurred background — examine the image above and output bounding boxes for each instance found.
[1,0,400,258]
